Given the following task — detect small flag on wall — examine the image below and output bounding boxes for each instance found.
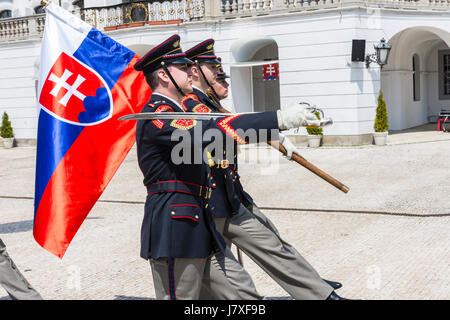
[262,63,279,81]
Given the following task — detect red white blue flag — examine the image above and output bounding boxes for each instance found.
[262,63,279,81]
[34,3,150,258]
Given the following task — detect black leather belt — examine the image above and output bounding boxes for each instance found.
[147,180,212,199]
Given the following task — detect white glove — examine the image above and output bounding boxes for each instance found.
[277,102,321,130]
[279,132,299,160]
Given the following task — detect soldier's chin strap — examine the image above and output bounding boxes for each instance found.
[161,63,185,98]
[195,61,221,107]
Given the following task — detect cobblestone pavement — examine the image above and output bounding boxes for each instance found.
[0,127,449,300]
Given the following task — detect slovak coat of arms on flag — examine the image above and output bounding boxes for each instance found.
[262,63,279,81]
[39,51,113,125]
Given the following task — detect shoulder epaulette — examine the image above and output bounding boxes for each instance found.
[151,104,174,129]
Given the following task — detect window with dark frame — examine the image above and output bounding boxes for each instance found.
[413,54,420,101]
[0,10,12,19]
[438,50,450,100]
[34,5,45,14]
[443,54,450,96]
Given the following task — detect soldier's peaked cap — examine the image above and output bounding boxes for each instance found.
[134,34,192,74]
[216,57,230,79]
[185,39,221,65]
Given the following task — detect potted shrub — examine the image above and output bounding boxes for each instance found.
[373,89,389,145]
[0,112,14,148]
[306,111,323,148]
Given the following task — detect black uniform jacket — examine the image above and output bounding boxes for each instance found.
[136,92,279,259]
[181,88,279,218]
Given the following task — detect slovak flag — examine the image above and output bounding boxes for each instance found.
[34,3,150,258]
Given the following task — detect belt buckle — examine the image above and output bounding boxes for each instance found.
[220,159,229,169]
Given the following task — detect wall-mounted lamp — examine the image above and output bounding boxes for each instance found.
[365,38,392,68]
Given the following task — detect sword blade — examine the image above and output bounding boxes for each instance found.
[118,112,240,121]
[119,112,333,128]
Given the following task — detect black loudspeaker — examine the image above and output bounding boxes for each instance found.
[351,39,366,62]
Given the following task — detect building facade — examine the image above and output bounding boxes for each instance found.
[1,0,450,146]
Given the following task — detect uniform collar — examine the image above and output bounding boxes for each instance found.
[192,85,207,95]
[192,86,209,101]
[192,86,219,111]
[151,92,185,112]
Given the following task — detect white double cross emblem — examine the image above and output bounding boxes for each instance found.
[48,69,86,107]
[265,64,276,76]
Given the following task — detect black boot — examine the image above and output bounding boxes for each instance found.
[323,279,342,290]
[326,291,348,300]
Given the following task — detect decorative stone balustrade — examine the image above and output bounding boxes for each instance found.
[81,0,204,31]
[0,14,45,42]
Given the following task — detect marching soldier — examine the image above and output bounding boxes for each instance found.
[132,34,322,300]
[183,39,347,300]
[0,238,42,300]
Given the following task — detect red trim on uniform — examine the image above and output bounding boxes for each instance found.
[217,115,248,144]
[151,105,174,129]
[169,204,200,208]
[152,120,164,130]
[171,216,199,222]
[192,103,211,113]
[155,105,175,113]
[163,52,187,59]
[180,94,200,111]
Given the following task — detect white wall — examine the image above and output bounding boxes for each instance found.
[0,0,75,16]
[0,41,41,139]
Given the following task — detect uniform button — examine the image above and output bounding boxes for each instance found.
[171,211,175,215]
[195,215,199,219]
[205,203,209,208]
[212,183,216,187]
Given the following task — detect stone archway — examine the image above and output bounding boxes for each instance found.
[229,36,280,113]
[381,27,450,130]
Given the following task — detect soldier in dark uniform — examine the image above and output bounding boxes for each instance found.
[133,34,322,300]
[182,39,347,300]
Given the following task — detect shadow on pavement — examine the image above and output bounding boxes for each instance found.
[0,217,104,234]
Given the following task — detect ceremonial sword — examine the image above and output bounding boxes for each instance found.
[119,112,334,127]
